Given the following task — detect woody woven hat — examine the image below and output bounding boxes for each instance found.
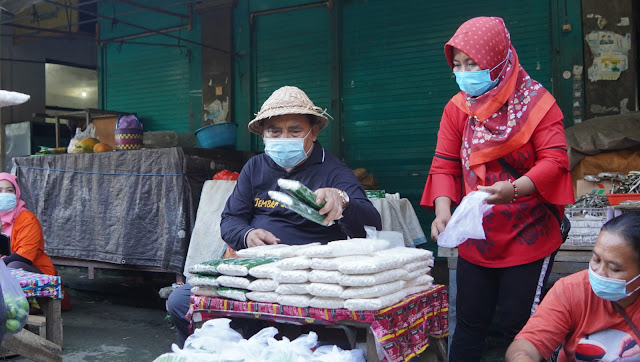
[248,86,331,135]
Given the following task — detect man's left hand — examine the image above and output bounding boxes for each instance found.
[315,188,345,225]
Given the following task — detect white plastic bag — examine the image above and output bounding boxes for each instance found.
[437,191,493,248]
[311,345,365,362]
[67,123,97,153]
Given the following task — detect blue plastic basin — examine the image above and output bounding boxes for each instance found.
[195,122,238,149]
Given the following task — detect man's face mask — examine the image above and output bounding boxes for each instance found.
[263,129,312,168]
[453,50,510,96]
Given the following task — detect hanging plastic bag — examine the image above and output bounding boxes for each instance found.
[0,261,29,339]
[437,191,493,248]
[67,123,97,153]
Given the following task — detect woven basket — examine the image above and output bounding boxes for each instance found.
[114,128,143,150]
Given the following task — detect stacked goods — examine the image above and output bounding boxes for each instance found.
[233,239,435,311]
[187,257,281,301]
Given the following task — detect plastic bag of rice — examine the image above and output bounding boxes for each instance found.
[403,268,432,281]
[309,296,345,309]
[406,284,433,296]
[272,243,321,258]
[278,256,312,270]
[247,279,279,292]
[373,247,433,265]
[217,287,248,302]
[189,275,219,287]
[275,283,310,295]
[190,286,218,297]
[343,289,408,311]
[273,269,310,284]
[248,262,281,279]
[406,274,434,287]
[327,238,390,256]
[188,259,224,276]
[277,294,312,307]
[339,269,408,287]
[338,255,404,275]
[246,291,279,303]
[309,270,344,283]
[402,259,433,272]
[236,244,290,258]
[216,275,254,289]
[341,280,406,299]
[300,245,333,258]
[310,256,351,271]
[216,257,282,276]
[307,283,345,298]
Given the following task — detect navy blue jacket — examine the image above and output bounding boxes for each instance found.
[221,141,382,250]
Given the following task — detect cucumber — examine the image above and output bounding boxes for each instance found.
[268,191,333,226]
[277,178,326,210]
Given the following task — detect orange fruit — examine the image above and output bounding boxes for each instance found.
[76,137,100,152]
[93,143,113,153]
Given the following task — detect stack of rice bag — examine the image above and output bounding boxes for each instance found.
[189,239,434,311]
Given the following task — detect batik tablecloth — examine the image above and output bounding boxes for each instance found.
[188,284,449,362]
[9,268,62,299]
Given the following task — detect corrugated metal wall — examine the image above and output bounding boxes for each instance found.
[98,0,202,132]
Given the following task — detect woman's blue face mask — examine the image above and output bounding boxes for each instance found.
[0,193,16,213]
[453,51,510,96]
[589,265,640,301]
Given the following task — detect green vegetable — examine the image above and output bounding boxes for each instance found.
[268,191,333,227]
[6,304,17,319]
[277,179,325,210]
[5,319,20,332]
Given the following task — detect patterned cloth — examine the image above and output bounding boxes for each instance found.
[188,285,449,362]
[9,268,61,299]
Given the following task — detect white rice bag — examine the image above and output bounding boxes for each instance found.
[310,256,352,270]
[246,291,279,303]
[307,283,345,298]
[327,238,390,257]
[278,256,312,270]
[273,269,310,284]
[216,275,253,289]
[402,260,433,272]
[405,284,433,296]
[339,269,408,287]
[277,294,312,307]
[247,279,279,292]
[373,247,433,265]
[309,270,344,283]
[0,90,30,107]
[343,289,408,311]
[406,274,434,287]
[217,287,247,302]
[236,244,290,258]
[273,243,321,258]
[309,296,345,309]
[216,257,282,276]
[276,283,311,295]
[190,286,218,297]
[189,275,219,287]
[341,280,406,299]
[300,245,333,258]
[338,255,404,275]
[403,268,432,281]
[248,262,281,279]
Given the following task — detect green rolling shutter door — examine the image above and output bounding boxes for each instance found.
[103,43,193,132]
[253,6,332,150]
[341,1,552,236]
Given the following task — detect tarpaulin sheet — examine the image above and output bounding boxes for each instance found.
[12,147,252,273]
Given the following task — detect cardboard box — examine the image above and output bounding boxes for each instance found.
[576,179,616,198]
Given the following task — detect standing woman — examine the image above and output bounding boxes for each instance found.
[420,17,574,359]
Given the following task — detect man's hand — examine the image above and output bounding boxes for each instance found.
[315,187,345,226]
[246,229,280,248]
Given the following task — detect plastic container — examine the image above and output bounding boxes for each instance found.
[607,193,640,206]
[564,207,608,245]
[195,122,238,149]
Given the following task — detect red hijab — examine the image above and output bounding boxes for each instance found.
[0,173,27,236]
[445,17,556,190]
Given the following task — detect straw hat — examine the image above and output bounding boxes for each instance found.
[248,86,331,135]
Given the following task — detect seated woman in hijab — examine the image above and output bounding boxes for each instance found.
[506,212,640,361]
[0,173,57,275]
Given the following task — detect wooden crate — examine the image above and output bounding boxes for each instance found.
[0,315,48,357]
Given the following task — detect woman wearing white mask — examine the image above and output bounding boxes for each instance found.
[507,212,640,361]
[420,17,575,359]
[0,172,56,276]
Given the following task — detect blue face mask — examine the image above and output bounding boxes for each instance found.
[263,129,312,168]
[0,193,16,213]
[589,265,640,301]
[453,51,510,97]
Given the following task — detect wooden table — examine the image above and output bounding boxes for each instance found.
[1,268,63,362]
[188,285,449,361]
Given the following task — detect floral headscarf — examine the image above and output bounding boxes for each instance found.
[0,173,27,236]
